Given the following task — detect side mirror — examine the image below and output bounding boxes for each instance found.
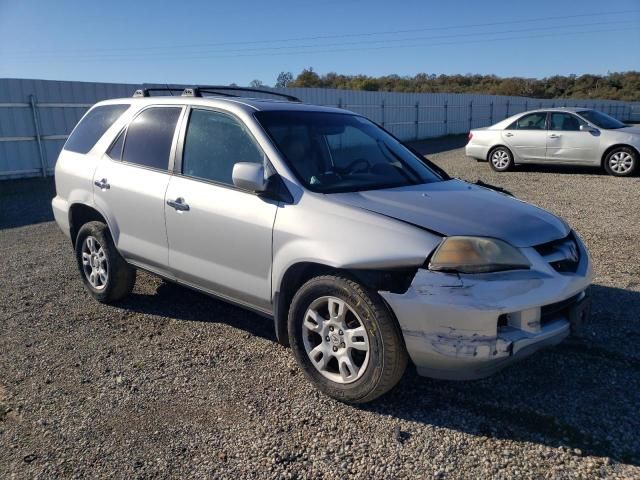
[579,124,597,133]
[232,162,267,192]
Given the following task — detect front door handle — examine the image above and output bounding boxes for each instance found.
[549,134,560,139]
[167,197,190,211]
[94,178,110,189]
[504,132,514,137]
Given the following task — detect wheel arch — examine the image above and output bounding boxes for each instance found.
[600,143,640,166]
[272,261,416,347]
[486,144,513,162]
[68,203,109,246]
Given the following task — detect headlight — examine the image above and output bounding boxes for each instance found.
[428,236,530,274]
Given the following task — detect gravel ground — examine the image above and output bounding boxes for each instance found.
[1,139,639,479]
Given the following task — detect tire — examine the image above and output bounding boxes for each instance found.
[288,275,408,404]
[488,146,514,172]
[74,221,136,303]
[603,146,637,177]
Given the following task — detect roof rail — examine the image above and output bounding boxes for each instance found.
[182,85,301,102]
[132,87,184,97]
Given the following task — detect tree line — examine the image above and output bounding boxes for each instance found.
[266,69,640,101]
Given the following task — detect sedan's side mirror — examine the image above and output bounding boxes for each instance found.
[579,124,597,133]
[232,162,267,192]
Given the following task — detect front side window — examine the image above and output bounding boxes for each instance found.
[122,107,181,170]
[182,109,264,185]
[255,111,443,193]
[64,104,130,154]
[578,110,626,129]
[509,112,547,130]
[550,113,582,131]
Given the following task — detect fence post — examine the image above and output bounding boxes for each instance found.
[444,100,448,135]
[505,100,510,118]
[29,94,47,177]
[524,101,528,111]
[415,101,420,140]
[381,99,385,127]
[489,101,494,124]
[468,100,473,131]
[337,97,342,109]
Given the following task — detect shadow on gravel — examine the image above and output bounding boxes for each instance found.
[361,284,640,466]
[0,177,56,229]
[117,280,277,343]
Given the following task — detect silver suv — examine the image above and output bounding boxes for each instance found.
[53,86,593,403]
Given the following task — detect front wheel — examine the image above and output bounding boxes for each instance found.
[288,275,408,404]
[604,147,637,177]
[489,146,514,172]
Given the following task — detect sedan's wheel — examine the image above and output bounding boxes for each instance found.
[288,275,407,404]
[75,221,136,303]
[489,147,514,172]
[604,147,637,177]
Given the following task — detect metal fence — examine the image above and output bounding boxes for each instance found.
[1,78,638,180]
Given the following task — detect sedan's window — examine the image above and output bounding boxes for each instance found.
[578,110,627,129]
[182,109,264,185]
[510,112,547,130]
[122,107,181,170]
[256,111,443,193]
[64,104,130,154]
[106,130,125,160]
[550,113,582,131]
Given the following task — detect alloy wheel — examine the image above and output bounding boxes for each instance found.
[491,149,510,169]
[302,296,370,384]
[609,151,634,175]
[81,236,109,290]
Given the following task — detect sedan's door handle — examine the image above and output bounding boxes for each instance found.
[167,197,190,211]
[549,134,560,139]
[94,178,110,189]
[504,132,514,137]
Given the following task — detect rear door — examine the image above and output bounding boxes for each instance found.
[93,106,184,272]
[164,107,277,311]
[502,112,548,162]
[546,112,600,164]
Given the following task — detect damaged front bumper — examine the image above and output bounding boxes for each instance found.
[379,234,593,380]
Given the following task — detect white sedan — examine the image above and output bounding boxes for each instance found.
[466,108,639,176]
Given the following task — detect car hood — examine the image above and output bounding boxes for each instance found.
[330,179,570,247]
[618,126,640,135]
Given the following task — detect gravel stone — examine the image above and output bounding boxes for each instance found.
[0,138,639,478]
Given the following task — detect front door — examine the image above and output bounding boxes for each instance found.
[546,112,600,164]
[93,106,183,271]
[165,108,277,311]
[502,111,548,162]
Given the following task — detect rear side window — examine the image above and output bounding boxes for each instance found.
[508,112,547,130]
[64,104,130,154]
[122,107,181,170]
[182,109,264,185]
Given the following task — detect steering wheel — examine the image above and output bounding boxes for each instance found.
[337,158,369,175]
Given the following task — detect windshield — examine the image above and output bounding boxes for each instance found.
[578,110,627,129]
[255,111,444,193]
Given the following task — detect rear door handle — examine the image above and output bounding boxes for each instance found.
[549,134,560,139]
[94,178,110,189]
[167,197,190,211]
[504,132,514,137]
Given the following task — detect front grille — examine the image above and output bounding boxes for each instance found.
[534,233,580,273]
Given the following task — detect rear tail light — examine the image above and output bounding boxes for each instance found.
[468,131,473,141]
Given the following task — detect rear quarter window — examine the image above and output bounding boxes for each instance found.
[64,104,130,154]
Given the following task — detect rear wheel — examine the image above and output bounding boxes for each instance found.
[75,221,136,303]
[604,147,637,177]
[288,275,407,404]
[489,146,514,172]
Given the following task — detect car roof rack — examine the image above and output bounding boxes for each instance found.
[132,87,184,97]
[182,85,301,102]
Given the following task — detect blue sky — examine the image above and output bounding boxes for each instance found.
[0,0,638,86]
